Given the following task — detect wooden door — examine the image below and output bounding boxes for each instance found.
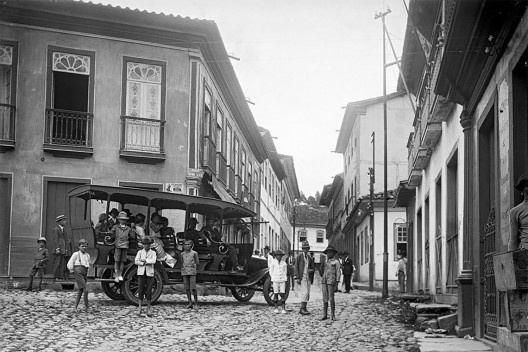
[44,180,89,273]
[0,175,12,276]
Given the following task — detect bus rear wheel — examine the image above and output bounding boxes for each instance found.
[122,266,164,306]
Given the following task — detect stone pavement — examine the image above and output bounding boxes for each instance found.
[413,332,493,352]
[0,284,419,352]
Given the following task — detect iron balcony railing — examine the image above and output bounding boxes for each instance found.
[0,103,16,142]
[120,115,165,153]
[45,108,93,146]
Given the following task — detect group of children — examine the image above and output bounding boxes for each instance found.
[267,245,341,321]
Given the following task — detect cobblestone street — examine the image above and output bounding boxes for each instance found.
[0,285,417,352]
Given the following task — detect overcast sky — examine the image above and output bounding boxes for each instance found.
[93,0,408,197]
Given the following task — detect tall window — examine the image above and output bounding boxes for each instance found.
[226,123,232,165]
[394,223,408,260]
[316,230,324,243]
[45,47,95,147]
[0,42,17,142]
[248,161,253,194]
[216,108,224,154]
[299,229,307,243]
[241,149,247,185]
[121,58,166,153]
[234,137,240,175]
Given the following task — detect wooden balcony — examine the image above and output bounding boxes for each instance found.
[216,153,227,186]
[421,123,442,149]
[44,108,93,158]
[408,169,423,188]
[228,167,235,196]
[201,136,216,175]
[0,103,15,152]
[119,115,165,164]
[429,95,454,123]
[413,148,431,171]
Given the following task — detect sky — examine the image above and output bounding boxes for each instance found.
[93,0,409,197]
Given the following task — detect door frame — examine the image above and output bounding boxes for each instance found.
[41,176,91,237]
[0,173,13,276]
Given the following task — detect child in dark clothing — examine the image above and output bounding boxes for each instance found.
[111,211,132,282]
[24,237,49,291]
[319,245,341,321]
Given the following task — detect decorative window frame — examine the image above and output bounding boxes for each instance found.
[316,230,324,243]
[46,46,95,112]
[121,56,166,121]
[394,222,409,261]
[0,40,18,106]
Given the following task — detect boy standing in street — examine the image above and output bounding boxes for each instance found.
[67,239,91,313]
[135,237,156,317]
[319,245,341,321]
[111,211,132,282]
[294,241,315,315]
[24,237,49,291]
[51,214,68,282]
[269,249,288,314]
[181,239,199,309]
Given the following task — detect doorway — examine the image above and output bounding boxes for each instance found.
[0,174,12,276]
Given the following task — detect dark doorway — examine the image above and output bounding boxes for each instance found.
[0,174,12,276]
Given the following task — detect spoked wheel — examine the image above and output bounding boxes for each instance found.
[122,266,164,306]
[263,275,290,306]
[101,269,124,300]
[230,286,256,302]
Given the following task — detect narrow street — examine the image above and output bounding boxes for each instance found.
[0,286,416,352]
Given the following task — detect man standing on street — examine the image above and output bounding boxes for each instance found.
[286,250,295,291]
[342,251,354,293]
[294,241,314,315]
[52,214,68,282]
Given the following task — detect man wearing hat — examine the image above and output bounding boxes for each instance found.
[509,173,528,250]
[319,245,341,320]
[294,240,315,315]
[24,237,49,291]
[51,214,68,282]
[342,251,355,293]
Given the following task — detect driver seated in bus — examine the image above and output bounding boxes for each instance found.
[185,218,207,244]
[200,219,243,273]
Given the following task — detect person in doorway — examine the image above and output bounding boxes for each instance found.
[181,239,199,309]
[342,251,354,293]
[509,173,528,250]
[135,237,157,317]
[24,237,49,291]
[294,241,315,315]
[396,251,408,293]
[51,214,68,282]
[319,245,341,321]
[67,239,91,313]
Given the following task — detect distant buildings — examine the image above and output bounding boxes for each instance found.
[321,92,413,284]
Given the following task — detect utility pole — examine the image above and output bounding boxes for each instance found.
[369,132,375,291]
[292,201,296,257]
[375,7,391,299]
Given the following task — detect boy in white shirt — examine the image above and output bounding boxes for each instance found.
[135,237,157,316]
[269,249,288,314]
[67,239,91,313]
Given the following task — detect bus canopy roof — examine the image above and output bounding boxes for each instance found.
[68,185,256,220]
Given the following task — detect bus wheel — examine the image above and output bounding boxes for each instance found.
[101,269,124,300]
[230,286,255,302]
[263,276,290,306]
[122,266,163,306]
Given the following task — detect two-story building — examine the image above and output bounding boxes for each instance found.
[0,0,267,277]
[396,0,528,349]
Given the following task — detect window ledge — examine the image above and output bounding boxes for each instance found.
[43,144,93,158]
[119,149,165,164]
[0,140,15,153]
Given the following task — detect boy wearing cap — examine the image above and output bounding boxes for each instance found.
[24,237,49,291]
[135,237,157,316]
[269,249,288,314]
[509,173,528,250]
[294,241,315,315]
[52,214,68,282]
[111,211,133,282]
[319,245,341,321]
[181,239,200,309]
[67,239,91,313]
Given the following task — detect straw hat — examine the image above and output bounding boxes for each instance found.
[117,211,129,220]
